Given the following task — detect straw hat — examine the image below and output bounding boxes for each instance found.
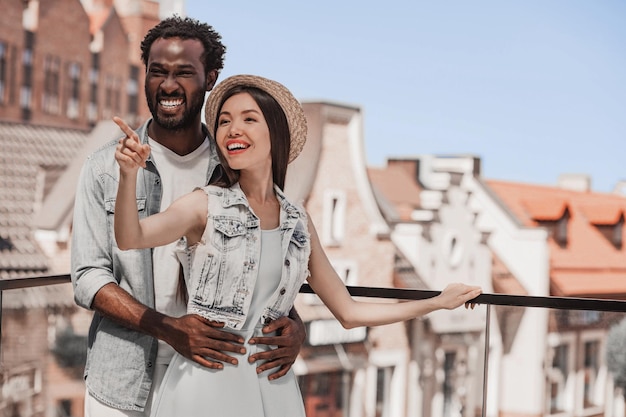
[205,75,307,163]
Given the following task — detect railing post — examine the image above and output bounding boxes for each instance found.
[0,289,3,364]
[481,304,491,417]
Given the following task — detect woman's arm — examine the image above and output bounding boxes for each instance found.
[306,218,482,329]
[113,117,206,250]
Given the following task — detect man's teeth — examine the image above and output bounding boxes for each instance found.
[160,99,183,108]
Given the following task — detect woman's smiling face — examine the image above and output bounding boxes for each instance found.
[216,92,272,172]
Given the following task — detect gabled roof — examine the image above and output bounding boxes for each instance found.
[487,180,626,297]
[520,197,568,221]
[36,120,120,231]
[0,121,88,278]
[368,163,422,222]
[367,157,626,299]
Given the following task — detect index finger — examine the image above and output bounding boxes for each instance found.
[112,116,136,141]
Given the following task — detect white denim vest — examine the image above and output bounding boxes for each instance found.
[176,183,311,329]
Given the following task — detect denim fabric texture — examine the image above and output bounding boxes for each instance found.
[178,184,311,329]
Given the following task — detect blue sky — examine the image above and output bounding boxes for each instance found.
[186,1,626,193]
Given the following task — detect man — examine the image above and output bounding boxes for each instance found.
[71,16,305,416]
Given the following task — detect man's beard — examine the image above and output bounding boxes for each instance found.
[146,89,205,131]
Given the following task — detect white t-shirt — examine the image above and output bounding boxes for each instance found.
[148,136,211,365]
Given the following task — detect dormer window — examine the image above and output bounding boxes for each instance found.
[614,217,623,248]
[0,236,14,251]
[535,208,570,248]
[555,210,570,246]
[595,213,624,250]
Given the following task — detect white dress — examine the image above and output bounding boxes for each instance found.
[151,228,306,417]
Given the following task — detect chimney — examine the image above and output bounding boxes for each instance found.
[612,181,626,196]
[557,174,591,192]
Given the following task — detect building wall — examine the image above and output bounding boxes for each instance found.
[30,0,92,129]
[0,1,28,121]
[392,156,491,417]
[293,102,409,417]
[464,175,551,417]
[0,308,48,415]
[0,0,156,130]
[116,0,161,124]
[98,10,132,122]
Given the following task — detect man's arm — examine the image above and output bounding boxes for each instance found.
[92,283,245,368]
[248,306,306,380]
[71,155,244,368]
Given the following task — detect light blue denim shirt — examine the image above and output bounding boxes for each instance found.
[70,119,220,411]
[178,184,311,329]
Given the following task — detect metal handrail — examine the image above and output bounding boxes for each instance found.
[0,274,71,291]
[301,283,626,312]
[4,275,626,311]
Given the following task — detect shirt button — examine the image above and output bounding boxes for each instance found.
[284,259,290,266]
[147,361,153,368]
[280,287,286,295]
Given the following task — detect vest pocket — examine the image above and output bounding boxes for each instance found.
[211,216,246,252]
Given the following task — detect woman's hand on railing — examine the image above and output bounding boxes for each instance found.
[436,283,482,310]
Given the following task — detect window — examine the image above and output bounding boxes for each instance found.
[127,64,139,116]
[20,84,31,111]
[104,75,121,119]
[299,371,348,416]
[555,210,569,246]
[57,399,72,417]
[323,190,346,246]
[442,351,456,417]
[21,31,34,118]
[614,216,623,248]
[595,214,624,249]
[0,41,6,104]
[536,209,570,248]
[547,343,570,413]
[88,53,100,123]
[442,231,464,268]
[0,236,14,251]
[43,55,61,114]
[582,339,600,408]
[375,367,393,417]
[66,62,81,119]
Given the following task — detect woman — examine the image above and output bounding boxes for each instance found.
[113,75,482,416]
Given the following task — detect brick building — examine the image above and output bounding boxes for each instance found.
[369,156,626,417]
[0,1,165,416]
[0,0,161,131]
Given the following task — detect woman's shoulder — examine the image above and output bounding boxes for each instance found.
[275,187,308,218]
[195,184,227,195]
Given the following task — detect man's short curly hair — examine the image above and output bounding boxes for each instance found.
[140,15,226,75]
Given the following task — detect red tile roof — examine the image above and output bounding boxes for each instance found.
[487,180,626,298]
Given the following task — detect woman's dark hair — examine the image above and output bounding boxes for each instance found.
[210,86,291,190]
[140,15,226,75]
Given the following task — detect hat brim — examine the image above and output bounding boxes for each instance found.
[205,75,307,163]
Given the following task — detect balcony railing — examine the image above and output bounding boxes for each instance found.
[0,275,626,417]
